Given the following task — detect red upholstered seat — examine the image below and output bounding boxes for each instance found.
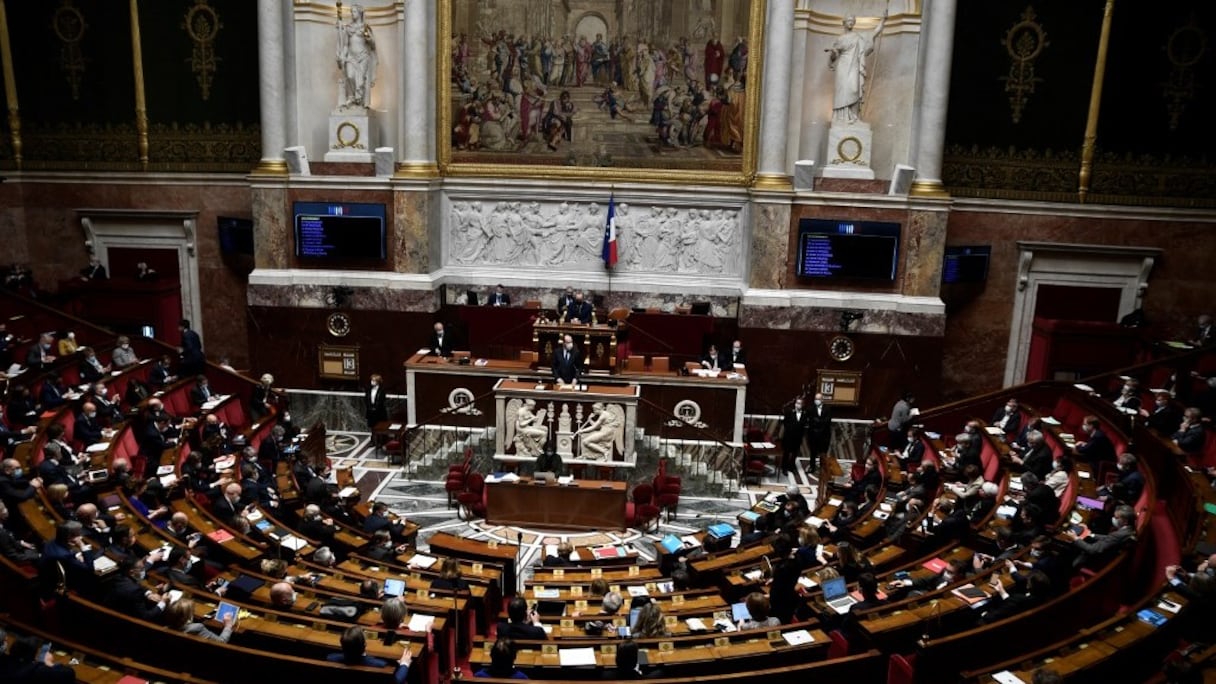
[457,472,486,520]
[626,483,660,531]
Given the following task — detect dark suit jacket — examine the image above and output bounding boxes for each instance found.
[727,349,747,370]
[0,473,39,507]
[979,591,1042,625]
[552,347,582,384]
[1076,429,1116,462]
[39,382,66,410]
[0,659,75,683]
[212,496,241,524]
[899,440,926,466]
[0,524,38,563]
[138,422,171,461]
[1020,444,1053,480]
[79,361,105,383]
[564,301,593,323]
[81,263,107,280]
[496,621,548,640]
[105,574,163,621]
[180,329,204,367]
[990,408,1022,435]
[1117,469,1145,503]
[74,412,104,446]
[1075,525,1136,561]
[259,437,283,464]
[428,331,453,357]
[25,345,53,370]
[1145,404,1181,435]
[700,353,724,371]
[148,363,172,388]
[365,385,387,425]
[558,293,577,313]
[1173,424,1206,455]
[488,292,511,307]
[1024,484,1060,525]
[781,407,809,452]
[36,459,75,489]
[189,385,213,407]
[808,404,832,450]
[926,510,970,546]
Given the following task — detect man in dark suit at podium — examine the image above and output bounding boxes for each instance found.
[552,335,582,385]
[700,345,724,371]
[429,323,453,357]
[488,284,510,307]
[564,291,593,324]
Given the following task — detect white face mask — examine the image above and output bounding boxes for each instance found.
[565,343,574,350]
[1110,517,1119,528]
[794,404,803,411]
[732,346,740,353]
[814,400,823,407]
[97,387,107,396]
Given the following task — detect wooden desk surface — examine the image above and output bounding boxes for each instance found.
[486,478,628,531]
[495,379,640,397]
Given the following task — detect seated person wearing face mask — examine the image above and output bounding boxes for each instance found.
[110,335,140,369]
[104,557,169,621]
[1070,504,1137,569]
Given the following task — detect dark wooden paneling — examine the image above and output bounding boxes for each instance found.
[247,306,433,392]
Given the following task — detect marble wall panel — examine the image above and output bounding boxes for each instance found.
[394,189,432,274]
[942,209,1216,399]
[252,184,290,270]
[903,208,947,298]
[749,202,790,289]
[739,303,945,337]
[441,284,740,318]
[247,282,438,312]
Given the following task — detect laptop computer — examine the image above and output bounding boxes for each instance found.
[821,576,858,614]
[535,600,566,617]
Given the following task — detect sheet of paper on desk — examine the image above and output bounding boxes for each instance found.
[827,497,843,506]
[167,590,183,605]
[743,569,763,581]
[407,554,437,569]
[797,576,816,589]
[407,614,435,632]
[685,618,707,631]
[996,505,1018,519]
[1157,600,1181,614]
[558,475,575,485]
[338,487,359,499]
[558,647,597,667]
[681,535,701,548]
[985,426,1005,436]
[246,509,263,522]
[991,671,1027,684]
[158,474,178,488]
[86,442,110,453]
[1073,383,1096,393]
[782,630,813,645]
[808,516,825,527]
[387,423,402,431]
[416,348,432,355]
[925,432,941,440]
[279,536,307,551]
[627,585,650,597]
[533,588,560,599]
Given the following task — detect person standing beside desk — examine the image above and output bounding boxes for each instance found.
[552,334,582,385]
[781,397,809,475]
[727,340,746,370]
[429,322,453,357]
[365,373,387,429]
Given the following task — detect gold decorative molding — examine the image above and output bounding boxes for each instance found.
[999,6,1048,124]
[908,179,949,198]
[393,161,440,179]
[435,0,765,187]
[1161,15,1206,132]
[943,144,1216,209]
[20,121,140,170]
[251,159,289,176]
[182,0,222,101]
[53,0,87,100]
[1079,0,1115,204]
[752,173,792,192]
[129,0,148,170]
[147,121,260,171]
[0,0,22,168]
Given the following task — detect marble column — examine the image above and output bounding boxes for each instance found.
[902,208,948,298]
[754,0,795,191]
[396,0,438,177]
[253,0,287,175]
[908,0,959,197]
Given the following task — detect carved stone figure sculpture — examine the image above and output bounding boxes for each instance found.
[506,398,549,459]
[336,4,378,110]
[575,402,624,461]
[827,12,887,124]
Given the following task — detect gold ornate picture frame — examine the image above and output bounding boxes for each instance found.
[438,0,765,186]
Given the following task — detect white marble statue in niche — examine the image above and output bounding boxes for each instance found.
[827,11,887,124]
[575,402,625,461]
[505,398,548,459]
[336,3,378,110]
[446,200,740,275]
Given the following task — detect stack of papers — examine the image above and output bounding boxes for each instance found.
[626,585,650,597]
[685,618,708,631]
[991,672,1027,684]
[279,535,307,551]
[85,442,111,453]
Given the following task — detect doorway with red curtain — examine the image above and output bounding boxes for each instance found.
[104,247,183,344]
[1024,285,1129,382]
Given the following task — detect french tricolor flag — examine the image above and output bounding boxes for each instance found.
[602,195,618,269]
